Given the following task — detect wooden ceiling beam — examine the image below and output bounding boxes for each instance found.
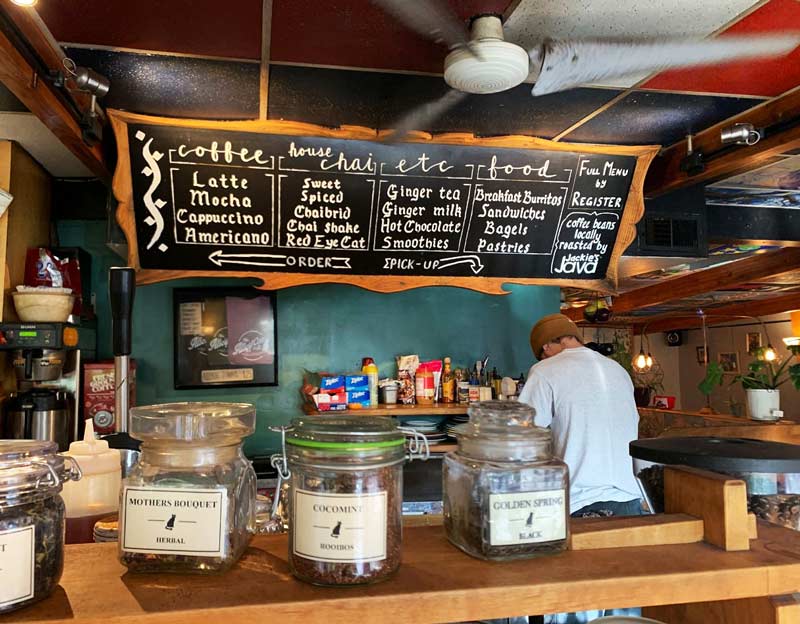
[636,291,800,334]
[644,86,800,197]
[565,247,800,321]
[0,3,109,181]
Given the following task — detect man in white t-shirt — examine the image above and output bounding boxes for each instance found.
[518,313,642,517]
[520,314,643,623]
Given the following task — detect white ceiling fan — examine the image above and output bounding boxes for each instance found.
[372,0,800,139]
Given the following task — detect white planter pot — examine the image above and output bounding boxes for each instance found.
[746,388,781,421]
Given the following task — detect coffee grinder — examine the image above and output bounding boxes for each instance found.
[0,322,95,450]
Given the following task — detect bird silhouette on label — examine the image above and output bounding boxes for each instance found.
[526,512,534,527]
[165,514,176,531]
[331,521,342,539]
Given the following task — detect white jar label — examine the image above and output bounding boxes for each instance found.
[121,486,228,557]
[488,489,567,546]
[292,489,387,563]
[0,526,35,608]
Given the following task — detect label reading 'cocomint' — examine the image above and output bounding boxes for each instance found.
[293,489,387,563]
[488,489,567,546]
[0,526,34,608]
[121,486,228,557]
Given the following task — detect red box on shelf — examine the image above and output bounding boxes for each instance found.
[83,360,137,434]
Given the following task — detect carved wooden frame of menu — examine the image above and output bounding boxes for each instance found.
[110,110,658,295]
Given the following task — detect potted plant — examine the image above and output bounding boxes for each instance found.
[700,355,800,420]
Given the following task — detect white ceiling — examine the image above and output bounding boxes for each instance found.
[0,112,93,178]
[505,0,764,88]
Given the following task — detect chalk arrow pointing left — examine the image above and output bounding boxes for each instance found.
[209,250,287,268]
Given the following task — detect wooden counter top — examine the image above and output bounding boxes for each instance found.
[6,521,800,624]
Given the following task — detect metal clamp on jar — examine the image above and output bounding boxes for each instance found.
[275,415,428,586]
[443,401,569,561]
[0,440,81,614]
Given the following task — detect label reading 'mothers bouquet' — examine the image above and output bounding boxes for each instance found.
[121,486,228,557]
[293,489,387,563]
[488,489,566,546]
[0,526,34,608]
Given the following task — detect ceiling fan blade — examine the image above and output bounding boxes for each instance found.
[370,0,471,51]
[384,89,468,143]
[530,34,800,96]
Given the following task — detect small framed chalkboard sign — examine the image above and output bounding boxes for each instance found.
[173,287,277,389]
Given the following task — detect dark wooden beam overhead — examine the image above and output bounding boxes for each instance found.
[566,247,800,321]
[707,204,800,247]
[0,3,110,180]
[637,290,800,334]
[644,86,800,197]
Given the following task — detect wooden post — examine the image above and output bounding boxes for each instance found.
[664,465,752,551]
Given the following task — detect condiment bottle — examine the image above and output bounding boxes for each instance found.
[441,357,455,403]
[362,357,379,408]
[61,419,121,544]
[415,366,435,405]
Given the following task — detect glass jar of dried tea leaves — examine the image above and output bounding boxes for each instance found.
[443,401,569,561]
[0,440,81,614]
[280,416,428,586]
[119,403,257,573]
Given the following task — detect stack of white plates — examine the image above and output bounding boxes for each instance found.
[402,418,447,445]
[445,415,469,439]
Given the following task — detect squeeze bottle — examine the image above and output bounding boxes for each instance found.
[362,359,379,407]
[61,419,121,543]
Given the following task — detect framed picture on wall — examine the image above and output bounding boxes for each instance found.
[717,351,740,373]
[696,346,707,364]
[173,287,278,389]
[746,331,762,354]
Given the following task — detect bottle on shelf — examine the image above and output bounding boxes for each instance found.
[362,357,379,408]
[441,357,455,403]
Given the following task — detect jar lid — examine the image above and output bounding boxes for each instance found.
[130,402,255,444]
[454,401,551,461]
[0,440,73,502]
[287,416,405,451]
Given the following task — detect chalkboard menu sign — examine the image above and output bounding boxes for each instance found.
[110,111,657,293]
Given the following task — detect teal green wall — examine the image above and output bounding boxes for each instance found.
[58,221,559,455]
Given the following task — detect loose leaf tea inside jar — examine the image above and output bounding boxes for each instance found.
[0,440,79,614]
[284,416,424,586]
[443,401,569,561]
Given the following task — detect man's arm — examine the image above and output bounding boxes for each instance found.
[518,368,554,428]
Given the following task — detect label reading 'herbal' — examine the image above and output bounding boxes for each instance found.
[488,489,566,546]
[0,526,34,607]
[121,486,228,557]
[293,489,387,563]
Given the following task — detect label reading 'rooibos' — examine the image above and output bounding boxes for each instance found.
[489,489,566,546]
[121,486,227,557]
[0,526,34,608]
[293,489,387,563]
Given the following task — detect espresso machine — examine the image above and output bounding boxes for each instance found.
[0,322,95,450]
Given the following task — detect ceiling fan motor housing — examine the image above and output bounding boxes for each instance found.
[444,15,530,95]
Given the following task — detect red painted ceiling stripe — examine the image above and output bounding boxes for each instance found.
[641,0,800,97]
[37,0,263,60]
[270,0,512,74]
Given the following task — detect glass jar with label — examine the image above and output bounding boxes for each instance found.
[443,401,569,561]
[282,415,428,585]
[119,402,257,574]
[0,440,81,614]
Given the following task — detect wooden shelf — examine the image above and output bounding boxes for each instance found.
[8,521,800,624]
[428,443,456,453]
[302,403,468,417]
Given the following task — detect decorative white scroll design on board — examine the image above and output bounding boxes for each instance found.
[135,130,168,253]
